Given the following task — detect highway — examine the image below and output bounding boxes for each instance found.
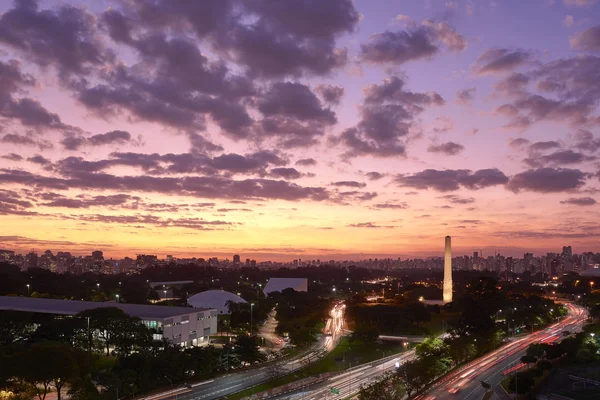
[141,302,346,400]
[272,303,587,400]
[415,302,588,400]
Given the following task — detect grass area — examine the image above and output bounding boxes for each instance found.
[227,338,406,400]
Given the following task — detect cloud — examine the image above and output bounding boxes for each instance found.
[359,18,466,65]
[0,0,112,76]
[395,168,509,192]
[336,76,444,157]
[61,130,139,150]
[528,141,562,153]
[295,158,317,166]
[472,48,537,75]
[372,202,409,209]
[560,197,597,206]
[1,153,23,161]
[573,130,600,152]
[1,134,53,150]
[438,194,476,204]
[524,150,593,167]
[315,84,345,105]
[427,141,465,155]
[563,0,597,7]
[570,25,600,51]
[509,138,531,149]
[347,222,395,228]
[564,15,575,27]
[331,181,367,188]
[26,155,51,165]
[42,194,135,209]
[507,168,588,192]
[0,168,331,202]
[366,172,385,181]
[455,88,476,105]
[269,167,303,180]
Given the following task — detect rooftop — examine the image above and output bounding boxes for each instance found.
[0,296,211,320]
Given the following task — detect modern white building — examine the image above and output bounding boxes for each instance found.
[188,290,247,314]
[0,296,217,347]
[263,277,308,296]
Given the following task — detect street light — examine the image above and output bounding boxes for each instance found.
[163,290,167,299]
[116,294,120,303]
[250,303,254,335]
[96,283,100,291]
[26,284,30,296]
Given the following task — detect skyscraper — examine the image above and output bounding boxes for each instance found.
[233,254,241,264]
[443,236,453,304]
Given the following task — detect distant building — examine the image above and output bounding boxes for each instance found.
[0,250,15,261]
[263,278,308,296]
[562,246,572,258]
[233,254,241,264]
[0,296,217,347]
[25,252,38,270]
[188,290,247,314]
[92,250,104,261]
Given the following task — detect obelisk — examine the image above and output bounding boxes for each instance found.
[443,235,453,303]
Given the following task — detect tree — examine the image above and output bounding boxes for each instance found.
[526,343,546,358]
[234,335,265,364]
[359,373,405,400]
[0,311,35,345]
[77,307,151,356]
[520,355,537,365]
[15,342,79,400]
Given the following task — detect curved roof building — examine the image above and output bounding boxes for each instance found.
[580,267,600,277]
[188,290,247,314]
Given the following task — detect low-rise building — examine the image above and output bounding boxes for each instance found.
[0,296,217,347]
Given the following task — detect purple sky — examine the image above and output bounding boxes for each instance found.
[1,0,600,261]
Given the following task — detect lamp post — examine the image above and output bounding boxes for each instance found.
[116,294,120,303]
[163,290,167,300]
[96,283,100,291]
[250,303,254,335]
[26,284,30,296]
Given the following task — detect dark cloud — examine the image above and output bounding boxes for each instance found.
[573,130,600,152]
[528,141,561,153]
[0,168,330,202]
[0,0,112,75]
[455,88,476,105]
[472,48,537,75]
[524,150,593,168]
[60,130,138,150]
[336,76,444,157]
[395,169,509,192]
[560,197,597,206]
[315,84,345,105]
[570,25,600,52]
[372,202,409,210]
[1,134,53,150]
[0,188,36,216]
[78,213,234,231]
[360,19,466,65]
[269,167,303,180]
[42,194,134,209]
[507,168,588,193]
[427,141,465,155]
[1,153,23,161]
[332,181,367,188]
[366,172,385,181]
[494,55,600,130]
[295,158,317,166]
[438,195,476,204]
[26,155,51,165]
[347,222,395,228]
[187,132,224,154]
[509,138,531,149]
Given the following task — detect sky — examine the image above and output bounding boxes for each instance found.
[1,0,600,261]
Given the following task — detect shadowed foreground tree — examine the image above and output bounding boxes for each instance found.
[358,372,406,400]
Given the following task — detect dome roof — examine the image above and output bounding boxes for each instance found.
[188,290,247,314]
[580,268,600,277]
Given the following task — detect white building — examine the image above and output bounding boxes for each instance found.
[0,296,217,347]
[263,277,308,296]
[188,290,247,314]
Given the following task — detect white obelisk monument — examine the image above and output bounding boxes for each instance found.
[443,235,453,304]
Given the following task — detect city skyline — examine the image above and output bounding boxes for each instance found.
[1,0,600,260]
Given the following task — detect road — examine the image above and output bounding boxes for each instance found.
[141,302,346,400]
[416,302,588,400]
[272,303,587,400]
[259,309,285,351]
